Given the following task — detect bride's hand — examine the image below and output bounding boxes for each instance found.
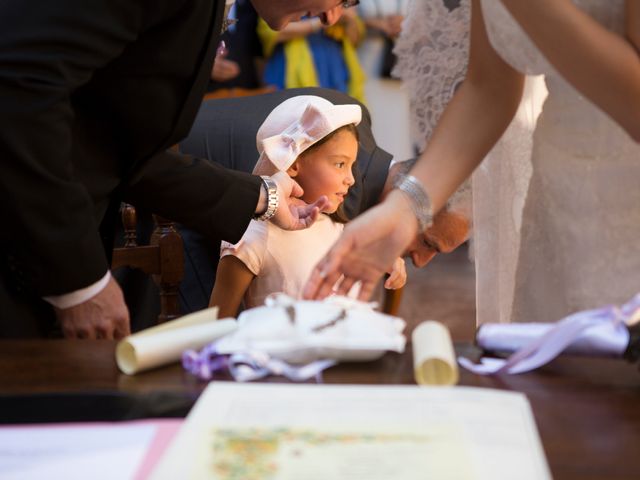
[303,190,418,301]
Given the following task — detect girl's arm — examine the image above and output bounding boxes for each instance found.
[209,256,255,319]
[500,0,640,141]
[304,0,524,300]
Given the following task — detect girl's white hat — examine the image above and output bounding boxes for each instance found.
[254,95,362,175]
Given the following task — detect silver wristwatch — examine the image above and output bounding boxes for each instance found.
[256,175,279,221]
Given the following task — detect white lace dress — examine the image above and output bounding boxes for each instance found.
[395,0,640,324]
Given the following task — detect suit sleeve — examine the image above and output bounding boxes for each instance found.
[123,149,262,244]
[0,0,146,295]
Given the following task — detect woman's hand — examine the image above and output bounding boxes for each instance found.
[384,257,407,290]
[303,190,418,301]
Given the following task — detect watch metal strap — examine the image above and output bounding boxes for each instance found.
[256,175,279,221]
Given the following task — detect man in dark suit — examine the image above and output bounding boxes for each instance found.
[0,0,356,339]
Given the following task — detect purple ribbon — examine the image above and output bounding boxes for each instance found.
[459,294,640,375]
[182,342,337,383]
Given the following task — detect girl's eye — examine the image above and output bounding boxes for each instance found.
[335,162,345,168]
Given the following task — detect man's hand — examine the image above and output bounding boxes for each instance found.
[404,208,471,268]
[269,171,330,230]
[55,276,130,339]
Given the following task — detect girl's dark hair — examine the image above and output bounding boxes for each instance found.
[299,124,359,224]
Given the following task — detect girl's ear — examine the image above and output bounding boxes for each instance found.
[287,160,300,178]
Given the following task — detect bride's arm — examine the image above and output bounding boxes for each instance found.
[500,0,640,142]
[410,0,524,215]
[303,0,524,300]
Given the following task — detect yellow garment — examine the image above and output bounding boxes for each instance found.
[257,19,367,104]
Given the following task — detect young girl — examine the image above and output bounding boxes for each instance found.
[210,95,406,318]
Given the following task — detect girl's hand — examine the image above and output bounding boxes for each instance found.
[384,257,407,290]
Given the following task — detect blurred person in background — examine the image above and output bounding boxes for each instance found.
[258,7,367,103]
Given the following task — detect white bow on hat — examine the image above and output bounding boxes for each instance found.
[254,96,362,175]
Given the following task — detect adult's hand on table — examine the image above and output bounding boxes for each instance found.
[270,171,330,230]
[303,190,418,301]
[55,276,131,340]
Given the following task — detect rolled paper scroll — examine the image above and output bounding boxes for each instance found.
[476,322,629,357]
[412,321,459,386]
[459,293,640,376]
[116,307,237,375]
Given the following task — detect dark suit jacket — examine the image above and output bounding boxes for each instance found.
[175,87,393,315]
[0,0,262,337]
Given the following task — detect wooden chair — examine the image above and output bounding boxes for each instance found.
[383,286,404,317]
[111,204,184,323]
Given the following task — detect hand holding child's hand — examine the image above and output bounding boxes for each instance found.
[384,257,406,290]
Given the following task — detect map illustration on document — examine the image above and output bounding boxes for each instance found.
[207,426,471,480]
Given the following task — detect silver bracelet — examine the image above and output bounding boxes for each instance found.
[393,174,433,232]
[256,176,279,221]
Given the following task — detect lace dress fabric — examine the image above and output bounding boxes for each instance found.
[395,0,640,325]
[481,0,640,323]
[394,0,544,324]
[392,0,473,213]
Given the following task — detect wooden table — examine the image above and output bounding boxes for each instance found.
[1,339,639,480]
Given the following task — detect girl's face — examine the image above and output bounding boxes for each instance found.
[289,129,358,213]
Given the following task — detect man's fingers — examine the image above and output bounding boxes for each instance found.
[77,328,95,340]
[113,324,129,340]
[96,320,115,340]
[113,310,131,340]
[287,176,304,198]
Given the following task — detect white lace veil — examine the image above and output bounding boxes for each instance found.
[393,0,470,152]
[392,0,472,216]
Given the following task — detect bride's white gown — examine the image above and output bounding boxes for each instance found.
[395,0,640,325]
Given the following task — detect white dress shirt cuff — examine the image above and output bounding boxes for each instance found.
[43,271,112,309]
